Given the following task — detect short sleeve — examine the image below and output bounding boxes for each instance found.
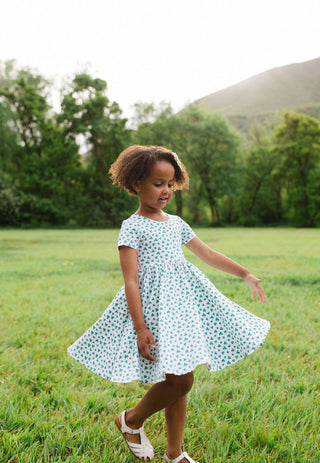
[180,218,196,246]
[118,219,140,250]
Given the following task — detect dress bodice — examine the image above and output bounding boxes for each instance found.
[118,214,196,270]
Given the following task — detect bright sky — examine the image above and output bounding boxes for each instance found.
[1,0,320,119]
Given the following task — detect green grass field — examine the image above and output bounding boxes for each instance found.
[0,228,319,463]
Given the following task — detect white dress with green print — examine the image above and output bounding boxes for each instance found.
[68,214,270,383]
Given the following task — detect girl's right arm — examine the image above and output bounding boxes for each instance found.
[119,246,156,361]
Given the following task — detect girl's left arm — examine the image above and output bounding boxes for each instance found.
[185,236,266,304]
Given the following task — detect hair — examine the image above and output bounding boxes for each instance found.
[109,145,189,194]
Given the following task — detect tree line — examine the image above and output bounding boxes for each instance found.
[1,61,320,227]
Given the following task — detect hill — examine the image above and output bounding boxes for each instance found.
[194,57,320,119]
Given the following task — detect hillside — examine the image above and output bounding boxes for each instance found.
[195,57,320,117]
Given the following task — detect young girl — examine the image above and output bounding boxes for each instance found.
[68,145,270,463]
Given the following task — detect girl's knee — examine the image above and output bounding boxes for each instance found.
[166,372,194,396]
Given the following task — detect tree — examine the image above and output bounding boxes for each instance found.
[238,124,281,225]
[0,103,21,175]
[59,73,129,177]
[58,73,134,226]
[131,101,173,129]
[175,106,241,225]
[0,62,82,224]
[0,171,24,225]
[273,112,320,226]
[133,104,242,224]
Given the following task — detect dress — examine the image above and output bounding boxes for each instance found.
[67,214,270,383]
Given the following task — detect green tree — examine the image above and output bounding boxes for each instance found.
[176,106,241,225]
[0,171,23,225]
[0,103,21,175]
[0,62,82,225]
[273,112,320,226]
[131,101,173,129]
[58,73,134,226]
[133,104,242,224]
[238,124,281,225]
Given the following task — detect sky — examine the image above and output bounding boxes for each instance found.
[1,0,320,119]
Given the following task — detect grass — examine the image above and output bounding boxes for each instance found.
[0,227,319,462]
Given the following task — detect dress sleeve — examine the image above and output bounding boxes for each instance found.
[180,218,196,246]
[118,219,140,250]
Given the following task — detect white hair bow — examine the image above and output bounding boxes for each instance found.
[171,152,182,170]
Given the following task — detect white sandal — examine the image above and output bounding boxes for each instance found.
[164,451,199,463]
[115,410,155,461]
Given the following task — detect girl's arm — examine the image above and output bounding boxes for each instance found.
[185,236,266,304]
[119,246,156,361]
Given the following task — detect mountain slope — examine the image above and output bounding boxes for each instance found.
[195,57,320,116]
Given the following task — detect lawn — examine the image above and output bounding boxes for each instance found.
[0,228,319,462]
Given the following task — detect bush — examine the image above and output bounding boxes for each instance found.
[0,172,23,225]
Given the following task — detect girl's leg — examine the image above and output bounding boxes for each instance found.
[165,394,187,460]
[116,372,193,446]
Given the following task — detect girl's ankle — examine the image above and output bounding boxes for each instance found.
[125,409,143,429]
[166,449,183,459]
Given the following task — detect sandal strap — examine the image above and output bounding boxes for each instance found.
[127,440,153,459]
[120,411,144,435]
[118,411,154,460]
[164,451,199,463]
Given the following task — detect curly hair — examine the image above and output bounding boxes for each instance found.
[109,145,189,195]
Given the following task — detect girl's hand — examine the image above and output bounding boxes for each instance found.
[136,327,156,361]
[244,273,267,304]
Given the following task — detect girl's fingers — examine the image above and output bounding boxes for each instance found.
[146,335,156,361]
[253,289,266,304]
[141,345,155,361]
[148,333,156,349]
[257,286,267,304]
[245,274,267,304]
[137,332,156,361]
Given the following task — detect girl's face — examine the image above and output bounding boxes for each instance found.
[135,160,175,212]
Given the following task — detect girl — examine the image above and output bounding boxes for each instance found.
[68,145,270,463]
